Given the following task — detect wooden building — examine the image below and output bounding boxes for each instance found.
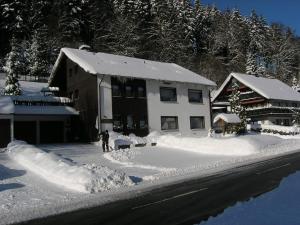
[212,73,300,126]
[49,48,216,141]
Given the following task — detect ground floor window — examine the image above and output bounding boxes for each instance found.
[161,116,178,130]
[190,116,205,129]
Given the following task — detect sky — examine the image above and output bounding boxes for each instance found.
[200,0,300,35]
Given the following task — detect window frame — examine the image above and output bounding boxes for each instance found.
[112,84,122,97]
[125,85,134,98]
[161,116,179,131]
[188,89,203,103]
[160,87,177,102]
[190,116,205,130]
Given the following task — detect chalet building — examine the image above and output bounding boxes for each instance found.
[0,80,78,148]
[212,73,300,126]
[49,48,216,141]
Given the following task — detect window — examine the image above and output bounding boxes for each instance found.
[74,89,79,100]
[112,85,122,97]
[125,85,134,98]
[69,92,73,100]
[69,68,73,77]
[126,115,134,129]
[139,116,148,129]
[160,87,177,102]
[74,65,79,74]
[190,116,205,129]
[113,115,123,130]
[161,116,178,130]
[188,89,203,103]
[137,86,146,98]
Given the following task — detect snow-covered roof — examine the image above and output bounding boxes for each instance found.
[0,96,78,116]
[0,79,47,96]
[213,113,241,124]
[212,73,300,102]
[50,48,216,86]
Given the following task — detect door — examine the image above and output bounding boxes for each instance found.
[0,119,10,148]
[40,121,64,143]
[14,121,37,144]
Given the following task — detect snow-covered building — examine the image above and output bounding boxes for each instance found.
[0,80,78,148]
[49,48,216,141]
[212,73,300,126]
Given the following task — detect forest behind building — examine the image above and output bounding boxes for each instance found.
[0,0,299,86]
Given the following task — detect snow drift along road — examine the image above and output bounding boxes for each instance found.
[156,134,283,156]
[7,141,134,193]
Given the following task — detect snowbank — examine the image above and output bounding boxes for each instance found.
[155,134,283,156]
[7,141,133,193]
[98,132,147,150]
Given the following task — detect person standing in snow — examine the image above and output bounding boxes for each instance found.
[101,130,110,152]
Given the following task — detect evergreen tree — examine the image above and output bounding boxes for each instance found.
[246,51,257,75]
[58,0,83,46]
[28,26,50,80]
[292,76,299,90]
[0,0,30,38]
[229,81,247,133]
[3,36,22,95]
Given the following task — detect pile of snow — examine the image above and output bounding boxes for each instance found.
[249,123,300,134]
[99,132,147,150]
[155,134,283,156]
[7,141,133,193]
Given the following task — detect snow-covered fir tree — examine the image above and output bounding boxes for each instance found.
[3,37,22,95]
[229,81,247,133]
[292,76,299,90]
[58,0,83,46]
[246,51,257,75]
[0,0,29,38]
[28,26,50,80]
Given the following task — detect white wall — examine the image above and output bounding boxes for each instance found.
[146,80,212,135]
[98,75,113,132]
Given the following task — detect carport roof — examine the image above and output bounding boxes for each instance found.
[0,96,78,116]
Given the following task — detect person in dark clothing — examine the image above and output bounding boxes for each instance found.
[100,130,110,152]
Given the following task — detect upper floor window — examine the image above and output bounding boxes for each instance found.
[125,85,134,98]
[112,84,122,97]
[160,87,177,102]
[74,65,79,74]
[188,89,203,103]
[69,68,73,78]
[137,86,146,98]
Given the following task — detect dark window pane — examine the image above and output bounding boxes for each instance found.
[125,86,134,97]
[139,115,148,129]
[188,89,203,103]
[69,68,73,77]
[160,87,177,102]
[137,86,146,98]
[112,85,122,97]
[113,115,123,130]
[74,90,79,100]
[161,117,178,130]
[190,117,205,129]
[127,115,134,129]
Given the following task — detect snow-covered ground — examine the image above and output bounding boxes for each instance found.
[2,133,300,224]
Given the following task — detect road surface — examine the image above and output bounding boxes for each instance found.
[17,152,300,225]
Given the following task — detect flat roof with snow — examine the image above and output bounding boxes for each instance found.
[0,79,47,96]
[0,96,78,116]
[50,48,216,86]
[213,73,300,102]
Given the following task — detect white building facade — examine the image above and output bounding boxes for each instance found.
[50,48,216,140]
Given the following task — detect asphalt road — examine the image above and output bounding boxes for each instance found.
[18,152,300,225]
